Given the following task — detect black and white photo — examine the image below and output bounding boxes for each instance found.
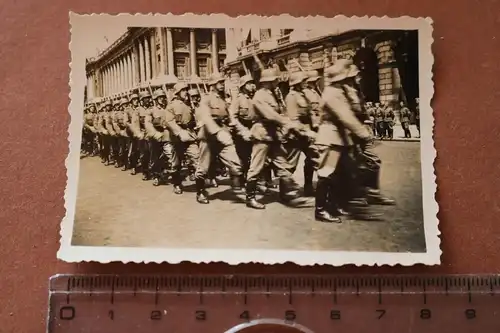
[59,13,438,265]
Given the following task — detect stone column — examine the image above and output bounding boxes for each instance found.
[113,62,118,93]
[102,68,106,96]
[189,28,197,76]
[150,31,157,78]
[117,59,122,93]
[211,29,219,73]
[166,28,174,75]
[144,36,151,81]
[133,43,139,85]
[126,52,131,89]
[110,64,114,94]
[139,39,146,83]
[105,67,109,95]
[158,27,166,75]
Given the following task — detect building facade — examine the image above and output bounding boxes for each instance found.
[223,28,419,110]
[85,27,228,101]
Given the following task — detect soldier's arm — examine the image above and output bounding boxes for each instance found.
[105,115,116,135]
[228,96,248,135]
[164,105,184,137]
[127,111,140,138]
[111,113,121,133]
[195,97,223,135]
[324,89,371,140]
[144,111,159,139]
[253,91,289,126]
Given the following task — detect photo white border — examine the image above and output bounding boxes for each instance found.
[59,13,439,266]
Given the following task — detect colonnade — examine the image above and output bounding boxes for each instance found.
[86,27,223,100]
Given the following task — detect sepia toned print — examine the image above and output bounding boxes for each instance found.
[59,13,438,265]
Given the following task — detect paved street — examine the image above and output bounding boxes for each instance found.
[72,141,425,253]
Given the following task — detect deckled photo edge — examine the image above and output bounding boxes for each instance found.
[59,13,439,266]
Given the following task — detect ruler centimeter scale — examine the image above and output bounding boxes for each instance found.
[48,274,500,333]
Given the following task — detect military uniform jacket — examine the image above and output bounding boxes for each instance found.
[375,108,384,123]
[84,113,96,133]
[112,110,129,137]
[400,107,410,123]
[317,85,371,147]
[137,106,151,134]
[285,90,312,128]
[164,99,197,142]
[383,109,395,123]
[104,112,116,136]
[196,93,230,141]
[229,93,254,136]
[145,105,171,142]
[124,107,140,138]
[250,88,289,142]
[303,88,321,129]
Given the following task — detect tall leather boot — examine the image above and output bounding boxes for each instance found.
[172,172,183,194]
[315,177,341,223]
[245,180,265,209]
[364,168,395,205]
[230,175,244,194]
[195,178,209,204]
[279,177,314,207]
[303,161,315,196]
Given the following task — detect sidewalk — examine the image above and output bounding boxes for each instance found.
[374,124,420,142]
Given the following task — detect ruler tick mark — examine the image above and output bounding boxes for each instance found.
[288,285,293,305]
[467,280,472,303]
[423,284,427,305]
[110,278,115,305]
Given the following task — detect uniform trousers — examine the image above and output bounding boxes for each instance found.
[116,135,128,167]
[234,136,252,177]
[376,122,385,137]
[314,144,354,208]
[168,139,199,185]
[101,134,112,162]
[246,140,295,182]
[127,137,140,169]
[148,139,171,178]
[284,137,316,182]
[384,122,394,138]
[195,133,242,180]
[138,137,150,175]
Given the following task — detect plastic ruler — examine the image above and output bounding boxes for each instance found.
[47,274,500,332]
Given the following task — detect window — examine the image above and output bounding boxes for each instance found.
[198,58,208,79]
[175,56,187,79]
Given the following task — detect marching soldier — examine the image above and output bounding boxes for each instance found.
[229,74,255,180]
[163,83,199,194]
[94,101,106,163]
[112,97,130,169]
[383,105,395,139]
[374,102,385,138]
[315,59,376,223]
[244,68,312,210]
[106,100,120,166]
[284,71,317,196]
[193,72,244,204]
[342,62,396,208]
[399,101,412,138]
[303,70,322,132]
[100,100,114,165]
[137,91,153,180]
[82,103,97,156]
[145,88,172,186]
[125,92,141,173]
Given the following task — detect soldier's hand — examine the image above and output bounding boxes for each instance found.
[178,130,192,142]
[241,130,252,141]
[304,130,317,141]
[216,130,233,146]
[154,133,163,141]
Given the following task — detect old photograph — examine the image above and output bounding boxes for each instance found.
[59,13,438,265]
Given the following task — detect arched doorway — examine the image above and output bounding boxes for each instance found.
[353,47,380,103]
